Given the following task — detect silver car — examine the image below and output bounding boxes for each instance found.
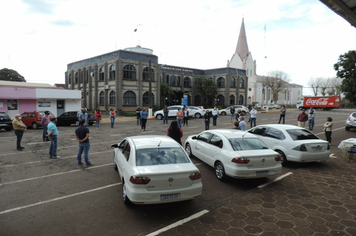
[345,112,356,131]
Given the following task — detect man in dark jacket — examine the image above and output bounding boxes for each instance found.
[297,109,308,128]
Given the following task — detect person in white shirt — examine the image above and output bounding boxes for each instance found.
[308,107,316,130]
[250,106,257,128]
[212,107,218,126]
[239,116,246,131]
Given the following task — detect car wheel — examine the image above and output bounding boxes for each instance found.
[345,126,350,131]
[75,121,80,127]
[241,111,246,116]
[122,181,132,205]
[221,111,226,116]
[32,123,38,129]
[185,143,193,158]
[114,162,118,171]
[5,128,12,131]
[276,150,287,165]
[156,114,163,120]
[195,113,201,118]
[215,161,227,181]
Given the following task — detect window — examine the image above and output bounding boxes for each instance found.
[123,65,136,80]
[230,95,235,105]
[136,148,190,166]
[99,67,104,81]
[109,65,115,80]
[123,143,131,160]
[230,77,236,87]
[239,95,244,105]
[169,75,176,86]
[109,91,115,105]
[186,94,191,105]
[248,127,267,136]
[184,77,191,87]
[143,91,154,106]
[286,129,319,141]
[143,67,154,81]
[195,95,201,105]
[75,72,78,84]
[266,128,285,140]
[80,71,83,83]
[216,95,225,106]
[177,76,181,86]
[210,134,223,148]
[123,91,136,105]
[68,75,72,84]
[217,77,225,88]
[21,113,28,118]
[229,138,269,151]
[197,132,211,142]
[239,78,245,88]
[85,70,89,83]
[99,91,104,105]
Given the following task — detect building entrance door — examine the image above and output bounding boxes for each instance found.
[57,100,64,116]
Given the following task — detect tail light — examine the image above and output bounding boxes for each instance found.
[348,117,351,121]
[129,176,151,184]
[275,155,282,162]
[231,157,250,164]
[189,171,202,180]
[292,144,307,152]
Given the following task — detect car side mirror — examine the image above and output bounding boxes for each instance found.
[111,144,119,149]
[192,136,197,140]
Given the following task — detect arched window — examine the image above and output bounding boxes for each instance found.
[169,75,176,86]
[68,75,72,85]
[143,67,154,81]
[99,91,104,105]
[109,65,115,80]
[123,91,136,105]
[79,71,83,83]
[216,94,225,106]
[85,70,89,83]
[217,77,225,88]
[239,95,244,105]
[186,94,191,105]
[99,67,105,81]
[184,77,191,87]
[74,72,78,84]
[195,95,201,105]
[143,91,155,106]
[109,91,115,105]
[230,95,235,105]
[230,77,236,88]
[177,76,181,86]
[123,65,136,80]
[239,78,245,89]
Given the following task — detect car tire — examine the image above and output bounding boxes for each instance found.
[156,114,163,120]
[214,161,227,181]
[32,123,38,129]
[122,181,132,205]
[5,128,12,131]
[241,111,246,116]
[195,113,201,118]
[345,126,350,131]
[185,143,193,158]
[276,150,287,165]
[114,162,118,171]
[221,112,226,116]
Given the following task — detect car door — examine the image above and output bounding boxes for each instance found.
[21,113,29,126]
[262,128,286,149]
[116,139,129,180]
[193,132,212,164]
[69,112,78,124]
[205,134,223,166]
[59,112,69,125]
[168,106,179,117]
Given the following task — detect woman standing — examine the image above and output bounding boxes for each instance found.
[308,107,315,130]
[94,108,102,129]
[204,110,211,130]
[176,108,183,128]
[167,121,183,145]
[110,108,115,128]
[278,105,286,124]
[183,108,189,126]
[323,117,333,144]
[212,106,218,126]
[140,108,148,131]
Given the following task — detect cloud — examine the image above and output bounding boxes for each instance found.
[22,0,56,15]
[50,19,75,27]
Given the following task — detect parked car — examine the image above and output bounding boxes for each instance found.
[21,111,55,129]
[111,135,202,205]
[56,111,94,126]
[184,129,282,181]
[263,104,280,109]
[0,112,13,131]
[154,105,192,120]
[219,105,249,116]
[248,124,330,164]
[345,112,356,131]
[188,106,206,118]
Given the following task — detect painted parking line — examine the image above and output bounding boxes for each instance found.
[258,172,293,188]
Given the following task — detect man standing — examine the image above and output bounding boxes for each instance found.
[163,106,169,124]
[136,106,141,126]
[204,110,211,130]
[250,106,257,128]
[78,109,89,127]
[176,108,183,128]
[75,119,93,166]
[12,114,27,151]
[46,117,61,159]
[308,107,316,130]
[297,109,308,128]
[41,111,50,141]
[230,107,235,122]
[212,107,218,126]
[239,116,246,131]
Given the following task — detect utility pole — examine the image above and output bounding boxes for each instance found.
[148,60,153,118]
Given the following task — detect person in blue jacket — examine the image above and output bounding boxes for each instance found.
[140,108,148,131]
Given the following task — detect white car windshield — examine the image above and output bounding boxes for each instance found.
[136,148,190,166]
[286,129,319,141]
[229,138,269,151]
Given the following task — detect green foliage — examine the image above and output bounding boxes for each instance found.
[0,68,26,82]
[334,50,356,104]
[160,83,174,107]
[194,76,217,107]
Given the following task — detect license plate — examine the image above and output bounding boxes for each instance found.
[160,193,181,201]
[256,171,269,176]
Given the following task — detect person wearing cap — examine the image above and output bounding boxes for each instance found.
[12,114,27,151]
[41,111,50,141]
[46,117,61,159]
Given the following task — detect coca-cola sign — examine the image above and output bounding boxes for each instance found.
[305,98,329,106]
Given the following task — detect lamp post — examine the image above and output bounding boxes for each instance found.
[148,60,153,118]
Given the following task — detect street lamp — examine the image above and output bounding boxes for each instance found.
[148,60,153,118]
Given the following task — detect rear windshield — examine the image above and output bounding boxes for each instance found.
[286,129,319,140]
[39,112,45,117]
[229,138,269,151]
[0,113,9,118]
[136,148,190,166]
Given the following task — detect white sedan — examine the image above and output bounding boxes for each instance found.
[184,129,282,180]
[111,135,202,205]
[219,105,249,116]
[248,124,330,164]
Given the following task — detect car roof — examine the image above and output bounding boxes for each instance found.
[129,135,182,149]
[254,124,304,130]
[204,129,256,139]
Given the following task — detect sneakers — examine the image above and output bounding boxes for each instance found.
[17,147,23,151]
[86,162,94,166]
[78,162,83,166]
[52,156,62,159]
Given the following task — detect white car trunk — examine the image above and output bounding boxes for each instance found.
[294,140,329,152]
[235,150,279,168]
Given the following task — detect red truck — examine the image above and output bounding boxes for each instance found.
[296,96,340,110]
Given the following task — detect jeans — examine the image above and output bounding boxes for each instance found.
[183,117,188,126]
[110,117,115,128]
[137,116,141,125]
[96,119,100,128]
[213,116,217,126]
[177,119,182,128]
[42,124,49,141]
[325,131,332,144]
[231,114,235,121]
[205,120,210,130]
[308,118,314,130]
[15,130,24,148]
[48,135,58,157]
[141,119,147,130]
[163,114,168,124]
[77,142,91,164]
[278,114,285,124]
[250,118,256,128]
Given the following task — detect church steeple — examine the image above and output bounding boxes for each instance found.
[235,18,249,61]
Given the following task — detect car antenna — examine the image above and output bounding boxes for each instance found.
[158,141,162,146]
[242,131,248,138]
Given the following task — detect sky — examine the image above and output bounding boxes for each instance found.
[1,0,356,95]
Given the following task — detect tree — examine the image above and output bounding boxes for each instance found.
[318,78,329,96]
[194,76,217,107]
[334,50,356,103]
[0,68,26,82]
[308,78,319,96]
[326,77,341,96]
[160,83,174,107]
[263,70,290,103]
